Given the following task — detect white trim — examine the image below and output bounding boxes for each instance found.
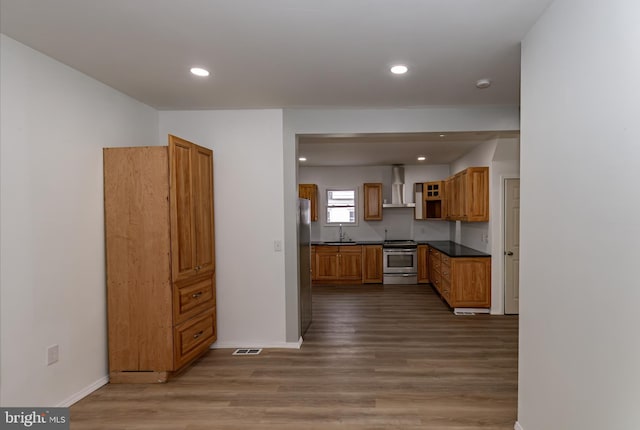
[56,375,109,407]
[210,337,303,350]
[514,421,524,430]
[322,186,360,227]
[491,174,519,315]
[454,307,490,314]
[501,175,520,315]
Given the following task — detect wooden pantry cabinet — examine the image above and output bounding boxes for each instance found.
[104,135,216,383]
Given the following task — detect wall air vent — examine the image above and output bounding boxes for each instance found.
[232,348,262,356]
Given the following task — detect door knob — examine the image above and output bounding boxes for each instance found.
[505,251,514,256]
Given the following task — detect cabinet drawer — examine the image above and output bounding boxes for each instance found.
[441,278,452,304]
[431,274,442,292]
[432,259,441,273]
[429,248,441,260]
[440,254,450,266]
[441,265,451,281]
[174,309,216,368]
[174,275,215,324]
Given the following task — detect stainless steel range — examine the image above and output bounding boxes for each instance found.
[383,240,418,284]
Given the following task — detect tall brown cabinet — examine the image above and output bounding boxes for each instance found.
[104,135,216,383]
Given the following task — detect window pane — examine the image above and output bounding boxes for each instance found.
[326,189,356,224]
[327,190,355,206]
[327,207,354,223]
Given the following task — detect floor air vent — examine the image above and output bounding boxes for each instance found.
[454,310,476,316]
[232,348,262,356]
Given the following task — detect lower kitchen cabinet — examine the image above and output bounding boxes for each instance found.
[428,246,491,308]
[362,245,383,283]
[311,245,318,281]
[417,245,430,283]
[314,245,362,284]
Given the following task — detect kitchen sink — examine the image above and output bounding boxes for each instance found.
[322,241,357,246]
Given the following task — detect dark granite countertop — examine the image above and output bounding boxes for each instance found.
[311,241,383,246]
[421,240,490,257]
[311,240,489,257]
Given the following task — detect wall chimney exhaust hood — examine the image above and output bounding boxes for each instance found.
[382,165,415,208]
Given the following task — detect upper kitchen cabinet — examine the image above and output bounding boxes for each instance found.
[298,184,318,222]
[447,167,489,222]
[363,183,383,221]
[414,181,446,220]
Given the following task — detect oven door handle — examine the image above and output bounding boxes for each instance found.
[383,248,417,253]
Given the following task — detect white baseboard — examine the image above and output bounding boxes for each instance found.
[454,307,491,315]
[210,337,303,350]
[514,421,524,430]
[56,375,109,407]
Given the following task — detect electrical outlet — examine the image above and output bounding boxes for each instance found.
[47,344,59,366]
[274,240,282,252]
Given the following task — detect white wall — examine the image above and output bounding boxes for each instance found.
[299,164,451,242]
[283,107,520,341]
[518,1,640,429]
[0,36,159,406]
[158,110,289,348]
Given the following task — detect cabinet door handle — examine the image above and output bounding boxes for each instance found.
[505,251,514,256]
[194,265,202,272]
[193,330,204,339]
[192,291,203,299]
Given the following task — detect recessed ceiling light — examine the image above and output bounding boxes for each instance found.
[475,78,491,89]
[417,156,427,161]
[390,65,408,75]
[190,67,210,77]
[298,157,307,162]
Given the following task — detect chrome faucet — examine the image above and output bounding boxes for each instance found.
[339,224,344,242]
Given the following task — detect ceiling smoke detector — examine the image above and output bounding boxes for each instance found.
[475,79,491,89]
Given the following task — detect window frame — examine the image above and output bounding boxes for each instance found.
[324,187,358,226]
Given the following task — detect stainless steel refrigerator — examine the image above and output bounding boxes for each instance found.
[298,198,312,337]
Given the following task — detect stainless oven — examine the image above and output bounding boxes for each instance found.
[383,241,418,284]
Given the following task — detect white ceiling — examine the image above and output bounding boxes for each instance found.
[298,131,519,166]
[0,0,552,110]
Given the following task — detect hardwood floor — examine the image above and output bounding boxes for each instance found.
[71,284,518,429]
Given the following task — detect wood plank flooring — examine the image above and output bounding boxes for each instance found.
[70,284,518,429]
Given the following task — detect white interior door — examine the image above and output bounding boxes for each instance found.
[504,178,520,315]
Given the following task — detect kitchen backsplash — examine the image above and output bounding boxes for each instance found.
[310,208,451,242]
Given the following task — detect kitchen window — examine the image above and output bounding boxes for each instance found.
[326,189,357,224]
